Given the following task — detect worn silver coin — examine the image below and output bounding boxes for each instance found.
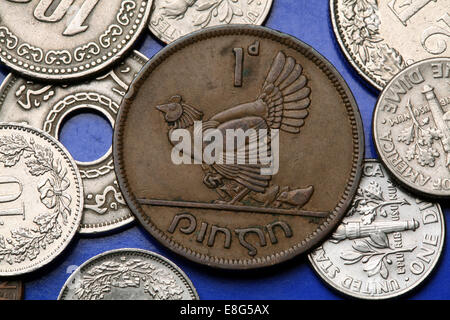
[58,248,199,300]
[0,51,148,234]
[373,57,450,198]
[149,0,273,43]
[0,0,152,81]
[309,159,445,300]
[0,123,83,276]
[330,0,450,90]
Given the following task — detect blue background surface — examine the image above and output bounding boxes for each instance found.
[0,0,448,300]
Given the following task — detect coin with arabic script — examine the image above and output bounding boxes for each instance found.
[0,51,148,234]
[0,0,152,81]
[0,123,83,276]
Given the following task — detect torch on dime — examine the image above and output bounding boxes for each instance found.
[373,57,450,198]
[309,159,445,300]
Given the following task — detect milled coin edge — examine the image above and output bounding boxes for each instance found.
[372,57,450,198]
[308,158,446,300]
[0,122,84,276]
[113,24,365,270]
[57,248,200,300]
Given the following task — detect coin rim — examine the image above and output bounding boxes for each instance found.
[329,0,384,91]
[148,0,274,44]
[57,248,200,300]
[0,0,152,82]
[0,122,84,276]
[308,158,446,300]
[372,57,450,198]
[113,24,365,269]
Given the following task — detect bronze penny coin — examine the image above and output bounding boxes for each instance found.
[0,281,23,300]
[114,25,365,269]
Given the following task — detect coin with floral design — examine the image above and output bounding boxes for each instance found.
[0,123,83,276]
[309,159,445,299]
[58,248,199,300]
[330,0,450,90]
[373,57,450,197]
[149,0,273,43]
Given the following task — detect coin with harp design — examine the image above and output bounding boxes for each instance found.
[114,25,365,269]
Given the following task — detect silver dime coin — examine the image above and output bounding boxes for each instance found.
[309,159,445,300]
[330,0,450,90]
[0,0,152,81]
[0,51,148,234]
[373,57,450,198]
[0,123,83,276]
[58,248,199,300]
[149,0,273,43]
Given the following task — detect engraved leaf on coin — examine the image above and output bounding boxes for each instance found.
[75,258,184,300]
[0,135,72,265]
[340,0,406,84]
[397,101,443,168]
[193,0,243,28]
[340,238,416,279]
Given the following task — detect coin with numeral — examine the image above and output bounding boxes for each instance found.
[0,51,147,234]
[330,0,450,90]
[309,159,445,299]
[0,0,152,81]
[58,248,199,300]
[373,57,450,198]
[0,123,83,276]
[149,0,273,43]
[0,280,23,300]
[114,25,364,269]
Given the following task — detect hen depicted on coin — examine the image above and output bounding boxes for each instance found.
[0,123,83,276]
[0,281,23,300]
[0,0,152,81]
[149,0,273,43]
[58,248,199,300]
[114,25,365,269]
[373,57,450,198]
[0,51,148,234]
[330,0,450,90]
[309,159,445,300]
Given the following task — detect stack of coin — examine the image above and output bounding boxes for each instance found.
[0,0,447,301]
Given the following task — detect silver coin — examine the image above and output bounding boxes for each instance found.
[0,51,148,234]
[309,159,445,300]
[0,0,152,81]
[373,57,450,198]
[330,0,450,90]
[58,248,199,300]
[0,123,83,276]
[149,0,273,43]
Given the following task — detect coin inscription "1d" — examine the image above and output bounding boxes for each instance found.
[6,0,100,36]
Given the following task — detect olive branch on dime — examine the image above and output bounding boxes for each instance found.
[0,135,71,265]
[194,0,243,28]
[341,238,416,279]
[75,259,184,300]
